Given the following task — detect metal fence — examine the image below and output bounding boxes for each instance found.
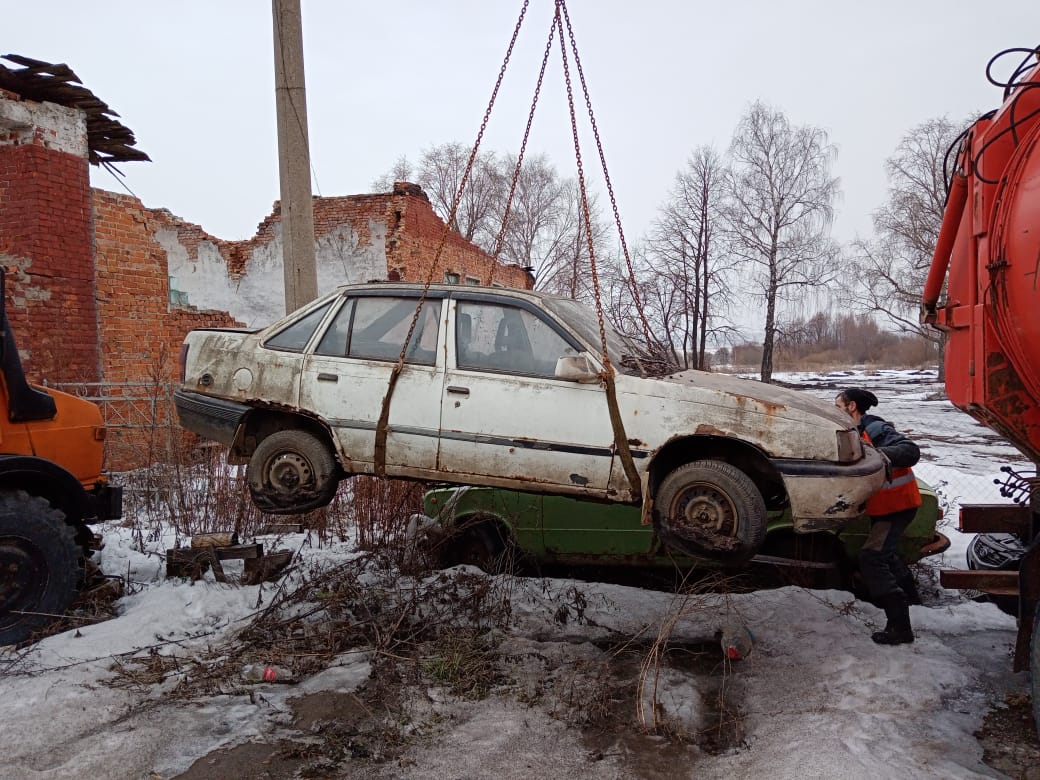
[46,381,176,429]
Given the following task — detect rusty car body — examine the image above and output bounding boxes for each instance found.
[423,480,949,579]
[175,283,886,561]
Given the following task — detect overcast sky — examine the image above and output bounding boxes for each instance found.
[6,2,1037,248]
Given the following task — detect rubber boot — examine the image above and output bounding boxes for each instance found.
[872,593,914,645]
[895,573,922,606]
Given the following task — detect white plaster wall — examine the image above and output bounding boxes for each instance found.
[0,96,87,159]
[162,219,388,328]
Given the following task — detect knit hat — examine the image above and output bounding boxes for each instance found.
[841,388,878,412]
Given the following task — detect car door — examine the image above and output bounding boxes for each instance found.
[300,291,445,474]
[438,295,614,495]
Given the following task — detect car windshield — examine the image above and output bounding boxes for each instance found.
[541,297,651,377]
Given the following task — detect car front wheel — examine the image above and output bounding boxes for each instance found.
[248,430,338,514]
[654,460,768,563]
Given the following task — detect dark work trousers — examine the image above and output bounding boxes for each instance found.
[859,507,917,600]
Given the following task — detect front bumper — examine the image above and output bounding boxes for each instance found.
[773,447,887,532]
[174,389,251,447]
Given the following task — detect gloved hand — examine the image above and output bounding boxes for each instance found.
[877,448,893,483]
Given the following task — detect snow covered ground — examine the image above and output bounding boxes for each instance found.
[0,368,1034,779]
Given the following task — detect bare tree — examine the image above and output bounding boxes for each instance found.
[724,102,841,383]
[846,117,966,377]
[413,143,503,243]
[375,147,601,298]
[643,146,735,369]
[370,155,414,192]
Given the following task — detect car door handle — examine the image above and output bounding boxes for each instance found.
[446,385,470,396]
[317,373,338,382]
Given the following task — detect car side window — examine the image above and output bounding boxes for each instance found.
[314,299,355,357]
[347,297,441,365]
[264,301,334,352]
[457,302,575,377]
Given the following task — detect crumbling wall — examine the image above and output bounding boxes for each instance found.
[0,90,98,383]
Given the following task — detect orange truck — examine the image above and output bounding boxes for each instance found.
[921,46,1040,732]
[0,270,122,645]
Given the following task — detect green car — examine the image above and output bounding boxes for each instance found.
[422,480,949,583]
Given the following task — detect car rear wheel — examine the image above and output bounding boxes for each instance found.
[440,521,510,574]
[654,460,767,563]
[248,430,338,514]
[0,492,83,646]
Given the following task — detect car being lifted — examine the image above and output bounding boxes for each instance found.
[175,283,886,563]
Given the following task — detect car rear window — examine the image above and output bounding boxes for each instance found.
[264,301,334,352]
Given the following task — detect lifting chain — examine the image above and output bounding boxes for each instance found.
[376,0,647,504]
[487,10,559,286]
[374,0,531,475]
[557,0,655,351]
[555,0,641,501]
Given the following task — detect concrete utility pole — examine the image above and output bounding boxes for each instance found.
[272,0,318,313]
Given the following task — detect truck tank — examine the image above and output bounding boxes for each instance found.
[922,47,1040,733]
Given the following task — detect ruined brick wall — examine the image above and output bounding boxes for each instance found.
[0,92,98,383]
[161,183,531,329]
[386,183,531,289]
[94,190,241,385]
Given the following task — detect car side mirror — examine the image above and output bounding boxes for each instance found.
[555,353,600,383]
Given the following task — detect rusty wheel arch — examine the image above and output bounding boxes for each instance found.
[647,435,786,510]
[230,408,340,469]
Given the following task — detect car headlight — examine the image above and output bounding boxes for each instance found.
[836,428,862,462]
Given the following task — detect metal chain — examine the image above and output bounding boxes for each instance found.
[374,0,530,475]
[487,10,559,287]
[559,1,654,349]
[556,0,641,501]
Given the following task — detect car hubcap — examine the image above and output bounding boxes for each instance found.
[267,452,313,493]
[667,483,741,552]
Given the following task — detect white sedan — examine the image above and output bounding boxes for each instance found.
[175,283,885,562]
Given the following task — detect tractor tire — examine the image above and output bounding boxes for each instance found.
[248,429,338,515]
[654,460,768,563]
[0,491,83,646]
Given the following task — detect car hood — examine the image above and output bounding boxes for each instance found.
[646,370,852,426]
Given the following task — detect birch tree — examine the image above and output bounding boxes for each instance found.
[644,146,734,369]
[725,102,840,383]
[846,117,963,371]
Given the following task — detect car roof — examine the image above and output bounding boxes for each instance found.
[335,281,566,306]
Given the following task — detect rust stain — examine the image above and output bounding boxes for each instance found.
[695,424,726,436]
[824,497,853,515]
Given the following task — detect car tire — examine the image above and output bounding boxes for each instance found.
[654,460,767,562]
[440,521,509,574]
[0,491,83,646]
[965,535,1021,617]
[248,429,338,515]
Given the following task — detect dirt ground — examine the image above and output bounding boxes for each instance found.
[167,560,1039,780]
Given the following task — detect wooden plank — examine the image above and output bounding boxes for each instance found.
[940,568,1020,595]
[243,550,294,585]
[260,523,303,534]
[215,543,264,561]
[957,504,1031,534]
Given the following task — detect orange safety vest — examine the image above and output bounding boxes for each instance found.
[861,429,922,516]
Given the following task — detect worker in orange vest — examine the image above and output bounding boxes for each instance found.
[835,388,922,645]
